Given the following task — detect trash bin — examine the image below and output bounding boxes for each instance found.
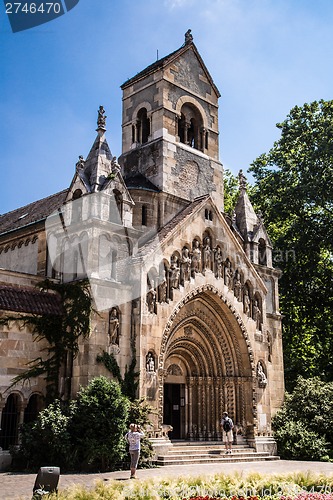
[32,466,60,499]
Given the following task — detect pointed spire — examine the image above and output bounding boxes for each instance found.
[96,105,107,133]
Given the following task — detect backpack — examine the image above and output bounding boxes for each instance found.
[223,418,232,432]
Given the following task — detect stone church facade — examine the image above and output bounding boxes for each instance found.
[0,31,284,466]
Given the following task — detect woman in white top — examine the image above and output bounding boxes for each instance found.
[125,423,145,479]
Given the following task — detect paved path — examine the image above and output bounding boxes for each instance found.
[1,460,333,500]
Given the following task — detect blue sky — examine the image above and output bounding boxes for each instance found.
[1,0,333,214]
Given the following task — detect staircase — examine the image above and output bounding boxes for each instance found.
[155,441,279,466]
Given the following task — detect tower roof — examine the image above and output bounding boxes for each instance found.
[121,30,220,98]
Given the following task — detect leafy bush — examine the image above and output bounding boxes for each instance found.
[69,376,130,471]
[12,400,73,471]
[273,376,333,460]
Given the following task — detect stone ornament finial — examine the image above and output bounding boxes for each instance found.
[238,169,247,191]
[185,29,193,45]
[76,155,85,171]
[97,105,107,131]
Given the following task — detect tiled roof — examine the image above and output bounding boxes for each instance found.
[0,190,68,236]
[0,285,62,315]
[136,195,210,259]
[121,44,185,89]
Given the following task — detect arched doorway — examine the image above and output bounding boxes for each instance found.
[159,286,255,440]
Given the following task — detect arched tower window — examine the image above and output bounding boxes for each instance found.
[137,108,150,144]
[72,189,83,223]
[142,205,148,226]
[178,103,204,151]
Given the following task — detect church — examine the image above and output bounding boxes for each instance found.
[0,30,284,467]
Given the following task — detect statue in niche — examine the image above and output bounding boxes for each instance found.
[214,246,223,279]
[108,307,119,345]
[225,260,233,289]
[191,239,201,275]
[203,237,212,271]
[243,288,251,316]
[147,280,157,313]
[158,270,168,303]
[234,270,242,301]
[169,257,180,289]
[253,300,261,330]
[146,352,155,372]
[180,247,191,283]
[97,105,107,129]
[257,361,267,387]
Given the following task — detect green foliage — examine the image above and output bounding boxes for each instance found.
[249,100,333,389]
[96,351,139,401]
[223,168,239,215]
[69,376,130,471]
[0,279,92,403]
[127,398,157,466]
[272,376,333,460]
[11,400,73,471]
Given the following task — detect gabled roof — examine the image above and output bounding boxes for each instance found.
[136,195,209,259]
[121,40,220,98]
[0,190,68,237]
[0,285,62,315]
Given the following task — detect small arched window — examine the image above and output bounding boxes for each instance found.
[136,108,150,144]
[72,189,83,223]
[142,205,148,226]
[24,394,43,424]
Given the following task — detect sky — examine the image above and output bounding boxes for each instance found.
[1,0,333,215]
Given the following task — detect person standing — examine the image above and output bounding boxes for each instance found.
[220,411,234,454]
[125,423,144,479]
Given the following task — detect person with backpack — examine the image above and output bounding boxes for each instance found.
[220,411,234,454]
[125,423,145,479]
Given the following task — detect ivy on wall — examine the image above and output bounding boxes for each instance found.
[96,351,139,401]
[0,279,92,403]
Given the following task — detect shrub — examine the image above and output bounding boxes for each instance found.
[69,376,130,471]
[273,376,333,460]
[12,400,73,471]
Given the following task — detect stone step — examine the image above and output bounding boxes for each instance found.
[155,453,280,466]
[163,448,255,456]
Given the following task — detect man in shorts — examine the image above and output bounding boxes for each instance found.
[220,411,234,454]
[125,423,145,479]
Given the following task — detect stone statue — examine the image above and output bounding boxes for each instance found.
[203,237,212,271]
[146,352,155,372]
[238,169,247,191]
[214,246,223,279]
[97,105,107,130]
[234,270,242,301]
[224,260,233,289]
[185,29,193,45]
[169,258,180,289]
[75,155,85,170]
[158,271,168,303]
[253,300,261,330]
[191,239,201,275]
[243,288,251,316]
[180,247,191,283]
[147,280,157,313]
[257,361,267,387]
[108,307,119,345]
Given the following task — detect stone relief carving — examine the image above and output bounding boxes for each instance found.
[214,246,223,279]
[167,364,182,376]
[243,288,251,317]
[203,237,212,272]
[224,260,233,289]
[234,270,242,301]
[169,257,180,289]
[158,270,168,303]
[252,300,261,330]
[180,247,191,284]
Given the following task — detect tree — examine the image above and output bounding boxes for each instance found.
[250,100,333,389]
[272,376,333,460]
[68,376,130,471]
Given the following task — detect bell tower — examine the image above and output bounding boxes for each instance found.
[119,30,224,212]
